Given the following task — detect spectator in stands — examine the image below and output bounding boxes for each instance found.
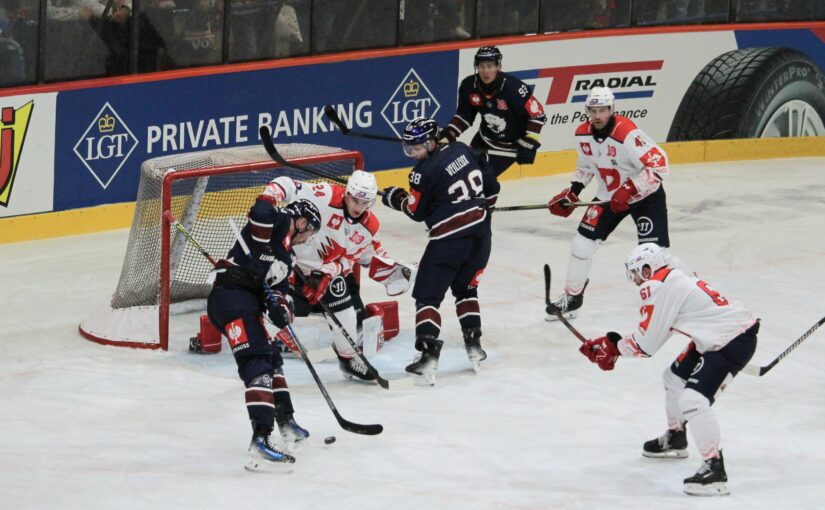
[229,0,282,61]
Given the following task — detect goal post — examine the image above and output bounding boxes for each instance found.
[79,143,364,350]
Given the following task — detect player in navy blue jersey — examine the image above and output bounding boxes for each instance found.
[441,45,547,177]
[207,197,321,471]
[381,117,500,385]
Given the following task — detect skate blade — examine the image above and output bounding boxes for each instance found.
[643,449,689,459]
[410,372,437,386]
[341,372,379,384]
[545,310,577,322]
[244,458,295,474]
[683,481,729,496]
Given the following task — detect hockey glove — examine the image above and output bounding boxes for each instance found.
[547,188,580,217]
[301,270,332,305]
[610,179,638,214]
[437,126,456,144]
[579,332,622,371]
[515,136,541,165]
[381,187,409,211]
[265,291,294,330]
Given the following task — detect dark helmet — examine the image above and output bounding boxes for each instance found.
[285,199,321,232]
[474,46,502,67]
[402,117,439,157]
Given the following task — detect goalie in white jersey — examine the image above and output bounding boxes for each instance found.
[579,244,759,496]
[547,86,670,320]
[261,170,415,382]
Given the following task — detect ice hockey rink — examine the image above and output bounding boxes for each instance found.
[2,156,824,510]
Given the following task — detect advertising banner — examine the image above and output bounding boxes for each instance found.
[0,94,56,219]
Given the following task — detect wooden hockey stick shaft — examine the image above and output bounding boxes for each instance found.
[324,105,401,143]
[741,316,825,377]
[544,264,588,343]
[494,201,605,212]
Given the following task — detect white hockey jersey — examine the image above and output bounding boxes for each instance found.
[572,115,669,202]
[618,267,757,358]
[262,177,390,278]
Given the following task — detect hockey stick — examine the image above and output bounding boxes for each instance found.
[543,264,588,343]
[741,316,825,377]
[324,105,401,143]
[494,201,606,213]
[292,269,393,390]
[168,212,383,435]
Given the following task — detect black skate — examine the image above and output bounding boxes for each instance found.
[334,347,376,383]
[545,279,588,322]
[406,336,443,386]
[643,428,689,459]
[277,415,310,448]
[462,328,487,371]
[245,426,296,472]
[683,451,729,496]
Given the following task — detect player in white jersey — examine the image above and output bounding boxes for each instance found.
[546,86,670,320]
[579,244,759,496]
[261,170,415,382]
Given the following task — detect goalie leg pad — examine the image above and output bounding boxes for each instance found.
[190,314,222,353]
[366,301,399,340]
[360,315,384,358]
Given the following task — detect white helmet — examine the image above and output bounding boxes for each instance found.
[625,243,670,283]
[586,86,615,112]
[346,170,378,205]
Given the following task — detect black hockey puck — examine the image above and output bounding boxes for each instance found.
[324,436,336,445]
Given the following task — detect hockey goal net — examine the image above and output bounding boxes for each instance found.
[79,143,364,350]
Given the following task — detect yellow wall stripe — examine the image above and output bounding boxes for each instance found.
[2,136,824,244]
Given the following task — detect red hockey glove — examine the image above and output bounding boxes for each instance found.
[548,188,580,217]
[610,179,638,214]
[302,270,332,304]
[579,332,622,371]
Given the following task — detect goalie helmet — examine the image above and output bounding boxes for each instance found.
[402,117,439,156]
[285,199,321,233]
[346,170,378,205]
[585,86,615,112]
[474,46,502,67]
[625,243,670,283]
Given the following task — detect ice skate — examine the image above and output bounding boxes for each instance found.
[405,336,443,386]
[683,451,729,496]
[545,280,587,322]
[277,415,310,449]
[462,327,487,372]
[334,346,376,383]
[643,428,689,459]
[245,429,296,473]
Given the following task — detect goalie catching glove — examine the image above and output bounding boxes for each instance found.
[579,332,622,371]
[368,255,417,296]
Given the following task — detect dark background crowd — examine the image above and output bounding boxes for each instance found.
[0,0,822,87]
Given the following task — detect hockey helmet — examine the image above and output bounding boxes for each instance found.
[402,117,439,157]
[585,87,615,113]
[474,46,502,67]
[346,170,378,206]
[625,243,670,283]
[285,198,322,233]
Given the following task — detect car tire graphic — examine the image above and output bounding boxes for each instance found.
[667,47,825,140]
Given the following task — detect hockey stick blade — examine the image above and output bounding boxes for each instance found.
[543,264,552,307]
[494,201,606,213]
[741,316,825,377]
[323,105,401,143]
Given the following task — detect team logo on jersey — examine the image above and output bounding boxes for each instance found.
[607,145,616,157]
[0,101,34,208]
[583,204,602,227]
[496,99,508,111]
[642,147,665,168]
[526,97,543,115]
[381,68,441,138]
[225,319,249,350]
[636,216,654,237]
[469,93,481,106]
[349,230,365,244]
[73,102,139,189]
[327,214,344,230]
[580,142,592,156]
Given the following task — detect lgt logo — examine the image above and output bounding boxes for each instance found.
[381,69,440,138]
[73,102,138,189]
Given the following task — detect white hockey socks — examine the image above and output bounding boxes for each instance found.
[663,368,687,430]
[564,234,600,295]
[679,388,720,459]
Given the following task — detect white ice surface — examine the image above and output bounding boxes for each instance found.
[2,158,824,509]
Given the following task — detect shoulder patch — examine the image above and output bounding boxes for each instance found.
[358,210,380,236]
[329,185,346,208]
[609,115,639,143]
[650,267,673,282]
[575,121,592,136]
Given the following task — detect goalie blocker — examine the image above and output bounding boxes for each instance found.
[190,300,400,354]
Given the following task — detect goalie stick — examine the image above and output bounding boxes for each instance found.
[544,264,588,343]
[494,201,606,213]
[165,211,383,435]
[324,105,401,143]
[741,316,825,377]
